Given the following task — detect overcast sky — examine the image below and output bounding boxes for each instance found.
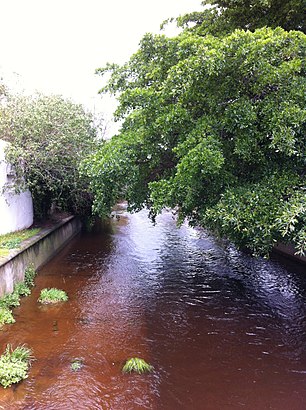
[0,0,202,133]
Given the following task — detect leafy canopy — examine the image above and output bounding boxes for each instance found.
[84,5,305,257]
[175,0,306,35]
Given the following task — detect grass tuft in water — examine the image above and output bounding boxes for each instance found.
[70,358,84,371]
[38,288,68,304]
[122,357,154,374]
[0,344,33,388]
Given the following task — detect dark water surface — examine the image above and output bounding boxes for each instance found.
[1,205,306,409]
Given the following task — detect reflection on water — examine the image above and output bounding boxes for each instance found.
[0,205,306,409]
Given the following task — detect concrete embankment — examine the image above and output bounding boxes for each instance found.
[0,216,81,297]
[273,243,306,265]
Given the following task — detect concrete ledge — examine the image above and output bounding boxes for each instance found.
[0,216,82,297]
[273,243,306,265]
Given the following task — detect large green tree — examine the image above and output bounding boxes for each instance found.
[0,94,98,218]
[83,7,305,256]
[175,0,305,35]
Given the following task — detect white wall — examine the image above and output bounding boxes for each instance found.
[0,139,33,235]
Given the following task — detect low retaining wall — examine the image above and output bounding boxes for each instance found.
[0,216,82,297]
[273,243,306,265]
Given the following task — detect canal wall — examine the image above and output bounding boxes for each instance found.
[0,216,82,297]
[273,243,306,265]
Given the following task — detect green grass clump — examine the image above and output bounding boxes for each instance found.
[38,288,68,304]
[0,229,40,245]
[70,358,83,371]
[0,307,15,327]
[1,238,22,249]
[122,357,154,374]
[0,345,33,388]
[0,229,40,259]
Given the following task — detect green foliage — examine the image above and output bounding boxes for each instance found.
[0,266,36,327]
[0,308,15,327]
[88,25,306,256]
[0,292,20,309]
[176,0,306,35]
[0,345,33,388]
[24,265,37,288]
[38,288,68,304]
[14,282,31,297]
[0,238,22,249]
[0,281,32,310]
[122,358,154,374]
[0,94,99,219]
[203,173,305,255]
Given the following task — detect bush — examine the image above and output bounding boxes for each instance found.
[1,94,98,218]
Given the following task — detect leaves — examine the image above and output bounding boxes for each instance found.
[88,16,306,256]
[177,0,306,35]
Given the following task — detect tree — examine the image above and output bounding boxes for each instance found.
[83,24,305,256]
[0,94,99,218]
[175,0,306,35]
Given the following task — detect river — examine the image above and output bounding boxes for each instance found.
[0,204,306,409]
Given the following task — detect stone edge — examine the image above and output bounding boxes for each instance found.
[0,216,82,296]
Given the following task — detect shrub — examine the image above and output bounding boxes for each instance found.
[1,94,98,219]
[0,345,33,388]
[38,288,68,304]
[122,358,154,374]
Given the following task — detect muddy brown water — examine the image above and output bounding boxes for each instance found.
[0,206,306,409]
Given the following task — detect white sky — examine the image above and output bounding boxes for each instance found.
[0,0,202,134]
